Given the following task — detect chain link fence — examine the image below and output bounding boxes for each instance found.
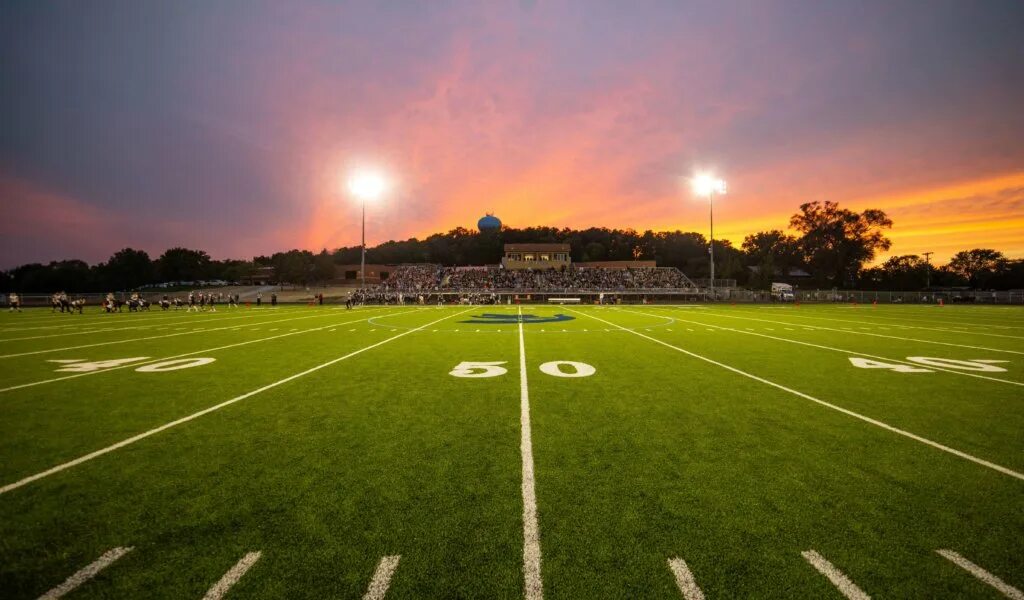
[3,289,1023,307]
[716,289,1024,304]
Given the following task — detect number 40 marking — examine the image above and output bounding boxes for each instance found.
[450,360,596,378]
[848,356,1009,373]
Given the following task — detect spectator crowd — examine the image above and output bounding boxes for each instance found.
[376,264,693,293]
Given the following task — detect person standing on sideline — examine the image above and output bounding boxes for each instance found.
[256,292,262,307]
[271,293,277,307]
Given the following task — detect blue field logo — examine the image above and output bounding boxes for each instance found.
[460,313,575,324]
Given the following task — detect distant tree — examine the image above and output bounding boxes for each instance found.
[220,259,257,284]
[156,247,211,282]
[860,255,927,290]
[742,230,801,289]
[989,259,1024,290]
[946,249,1009,288]
[271,250,314,285]
[6,260,92,292]
[100,248,153,290]
[790,201,892,287]
[712,240,745,283]
[582,241,606,262]
[312,250,336,284]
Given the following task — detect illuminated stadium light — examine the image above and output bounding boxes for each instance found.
[347,170,388,201]
[347,168,391,289]
[690,172,727,299]
[691,173,727,197]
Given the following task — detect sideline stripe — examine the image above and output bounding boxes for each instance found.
[362,555,401,600]
[0,308,405,394]
[38,546,133,600]
[937,549,1024,599]
[567,308,1024,482]
[801,550,870,600]
[667,557,705,600]
[0,311,273,342]
[812,307,1024,330]
[202,551,262,600]
[0,306,285,333]
[0,308,472,495]
[749,310,1024,341]
[630,309,1024,388]
[0,308,380,358]
[518,306,544,600]
[696,310,1024,356]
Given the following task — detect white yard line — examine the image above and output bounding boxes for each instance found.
[738,310,1024,341]
[518,306,545,600]
[0,308,281,333]
[814,307,1024,330]
[0,310,407,395]
[0,311,278,341]
[624,309,1024,388]
[667,557,705,600]
[0,308,472,495]
[937,549,1024,599]
[38,546,134,600]
[202,551,262,600]
[362,555,401,600]
[692,310,1024,356]
[801,550,870,600]
[0,309,383,359]
[567,308,1024,482]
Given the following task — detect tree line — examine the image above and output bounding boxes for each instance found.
[3,201,1022,292]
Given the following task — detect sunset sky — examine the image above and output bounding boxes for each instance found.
[2,1,1023,269]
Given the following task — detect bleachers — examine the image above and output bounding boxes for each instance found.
[375,264,696,293]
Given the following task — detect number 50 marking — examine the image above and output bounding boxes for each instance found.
[449,361,509,378]
[450,360,596,379]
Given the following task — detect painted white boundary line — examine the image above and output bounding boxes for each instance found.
[630,309,1024,388]
[743,310,1024,341]
[801,550,870,600]
[815,307,1024,330]
[38,546,134,600]
[568,308,1024,482]
[202,551,262,600]
[937,549,1024,599]
[0,308,380,358]
[518,306,544,600]
[695,310,1024,356]
[362,555,401,600]
[0,310,276,342]
[0,306,283,333]
[0,308,472,495]
[667,557,705,600]
[0,308,406,394]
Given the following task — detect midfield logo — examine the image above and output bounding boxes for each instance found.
[460,313,576,324]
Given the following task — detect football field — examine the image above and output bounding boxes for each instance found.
[0,303,1021,599]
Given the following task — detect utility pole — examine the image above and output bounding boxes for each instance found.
[923,251,933,289]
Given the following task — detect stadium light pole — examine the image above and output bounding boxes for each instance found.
[347,170,388,289]
[692,174,727,300]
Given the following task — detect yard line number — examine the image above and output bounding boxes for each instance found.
[848,356,1009,374]
[450,360,596,378]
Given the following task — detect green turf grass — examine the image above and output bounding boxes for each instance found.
[0,303,1021,598]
